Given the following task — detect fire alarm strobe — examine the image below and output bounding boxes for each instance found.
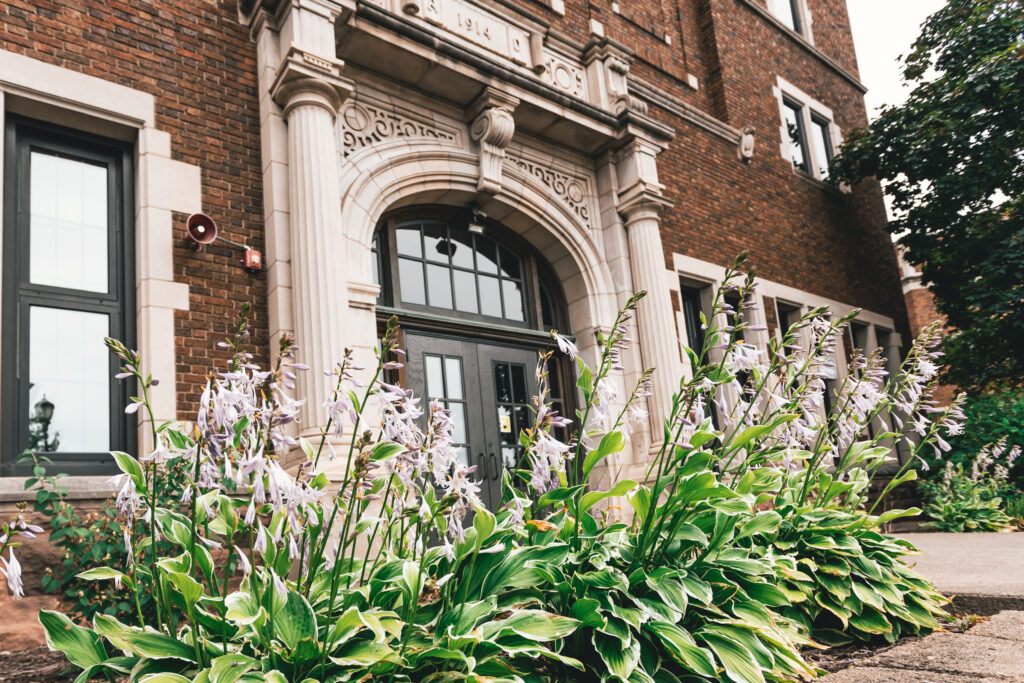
[185,213,263,273]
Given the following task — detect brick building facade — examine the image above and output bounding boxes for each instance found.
[0,0,909,503]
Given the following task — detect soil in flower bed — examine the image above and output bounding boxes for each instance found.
[0,647,76,683]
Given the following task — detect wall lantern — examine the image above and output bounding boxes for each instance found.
[185,213,263,272]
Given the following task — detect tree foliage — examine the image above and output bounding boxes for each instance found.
[833,0,1024,393]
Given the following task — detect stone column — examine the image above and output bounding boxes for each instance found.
[615,127,680,434]
[620,190,681,429]
[270,44,354,435]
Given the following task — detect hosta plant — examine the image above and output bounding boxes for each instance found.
[920,438,1020,532]
[31,254,966,682]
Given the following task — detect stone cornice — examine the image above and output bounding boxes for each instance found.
[628,77,741,145]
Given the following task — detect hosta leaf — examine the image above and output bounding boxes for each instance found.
[209,654,259,683]
[39,610,107,669]
[851,582,885,611]
[701,631,765,683]
[275,591,317,650]
[115,632,197,661]
[582,431,626,481]
[627,486,652,524]
[570,598,606,628]
[679,575,714,605]
[849,608,893,635]
[330,641,399,667]
[646,570,689,613]
[481,610,580,641]
[736,511,782,540]
[594,631,640,679]
[76,567,128,584]
[645,622,716,677]
[579,480,637,516]
[225,592,264,627]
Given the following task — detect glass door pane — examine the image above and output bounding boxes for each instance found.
[27,306,111,453]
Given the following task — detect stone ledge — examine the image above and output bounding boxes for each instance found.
[0,475,116,503]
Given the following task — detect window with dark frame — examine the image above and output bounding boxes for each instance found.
[809,113,834,179]
[782,98,810,174]
[2,118,135,476]
[680,284,707,363]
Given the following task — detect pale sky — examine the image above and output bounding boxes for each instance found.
[846,0,946,119]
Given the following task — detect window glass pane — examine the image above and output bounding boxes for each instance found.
[449,229,475,270]
[768,0,800,31]
[444,357,464,399]
[452,270,479,314]
[502,279,525,322]
[398,258,426,305]
[454,446,470,467]
[783,100,809,172]
[30,152,109,293]
[425,354,444,398]
[396,225,422,257]
[426,263,453,309]
[423,223,450,264]
[681,286,706,355]
[28,306,110,452]
[475,236,499,274]
[479,275,502,317]
[494,362,511,402]
[539,279,556,330]
[809,117,833,179]
[448,402,467,444]
[510,364,528,403]
[498,247,521,279]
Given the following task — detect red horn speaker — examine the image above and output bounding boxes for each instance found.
[185,213,218,251]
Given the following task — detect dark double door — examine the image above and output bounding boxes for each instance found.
[405,332,539,510]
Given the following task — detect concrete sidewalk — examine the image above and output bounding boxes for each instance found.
[822,611,1024,681]
[899,532,1024,612]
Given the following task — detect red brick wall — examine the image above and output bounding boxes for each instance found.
[521,0,908,336]
[0,0,269,420]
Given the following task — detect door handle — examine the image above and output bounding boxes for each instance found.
[489,453,501,481]
[477,452,488,480]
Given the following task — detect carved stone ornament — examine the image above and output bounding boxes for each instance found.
[506,153,593,228]
[738,125,756,161]
[468,88,519,194]
[339,100,460,158]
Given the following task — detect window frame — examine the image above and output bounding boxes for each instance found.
[766,0,812,41]
[373,206,568,335]
[1,116,136,476]
[775,78,840,182]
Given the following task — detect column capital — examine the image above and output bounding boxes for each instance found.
[467,87,519,194]
[618,181,672,223]
[270,46,354,118]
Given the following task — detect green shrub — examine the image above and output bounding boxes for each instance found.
[921,390,1024,488]
[919,438,1019,532]
[21,452,190,623]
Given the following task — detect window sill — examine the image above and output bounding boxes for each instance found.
[0,475,116,503]
[792,168,847,196]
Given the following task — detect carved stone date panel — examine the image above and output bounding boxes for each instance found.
[419,0,532,68]
[389,0,588,101]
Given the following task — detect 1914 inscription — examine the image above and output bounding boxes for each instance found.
[419,0,532,68]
